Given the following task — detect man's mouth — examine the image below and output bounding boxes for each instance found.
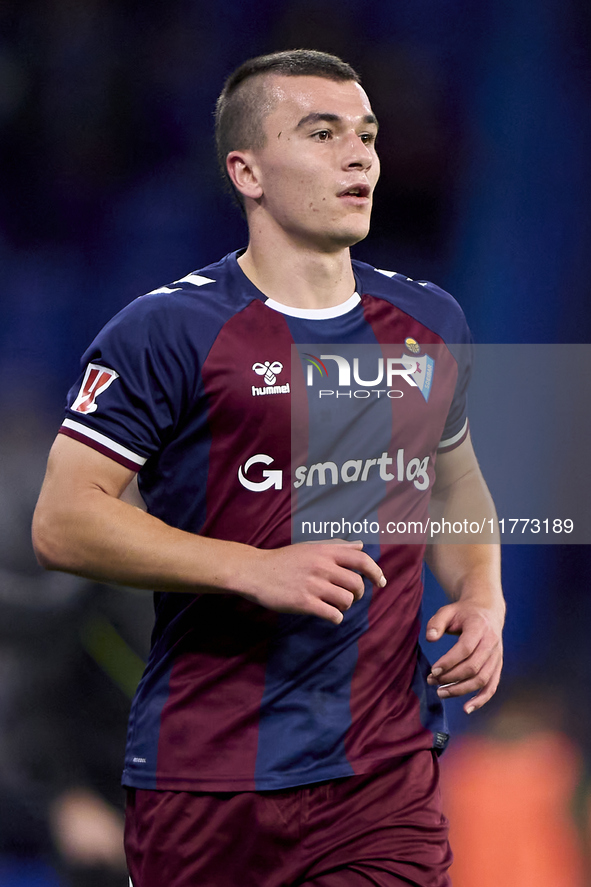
[339,184,370,199]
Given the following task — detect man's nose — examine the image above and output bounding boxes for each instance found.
[342,134,374,169]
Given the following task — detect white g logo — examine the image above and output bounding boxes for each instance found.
[238,454,283,492]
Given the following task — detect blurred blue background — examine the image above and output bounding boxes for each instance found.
[1,0,590,884]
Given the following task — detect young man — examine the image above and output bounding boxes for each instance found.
[33,50,504,887]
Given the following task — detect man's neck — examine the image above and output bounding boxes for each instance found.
[237,234,357,311]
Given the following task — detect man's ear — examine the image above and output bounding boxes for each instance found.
[226,151,263,201]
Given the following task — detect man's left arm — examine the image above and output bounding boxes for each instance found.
[424,432,505,714]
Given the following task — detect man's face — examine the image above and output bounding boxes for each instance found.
[247,75,380,252]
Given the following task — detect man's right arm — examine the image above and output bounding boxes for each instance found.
[32,435,385,626]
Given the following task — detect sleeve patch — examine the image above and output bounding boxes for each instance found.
[71,363,119,414]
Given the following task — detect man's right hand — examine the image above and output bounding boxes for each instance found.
[237,541,386,625]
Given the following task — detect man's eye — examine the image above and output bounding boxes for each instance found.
[313,130,331,141]
[360,133,376,145]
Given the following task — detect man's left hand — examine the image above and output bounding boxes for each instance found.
[425,600,504,714]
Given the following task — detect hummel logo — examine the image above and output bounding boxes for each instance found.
[252,361,283,385]
[251,361,290,397]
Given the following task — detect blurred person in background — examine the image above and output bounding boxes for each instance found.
[32,50,504,887]
[440,681,590,887]
[0,409,151,887]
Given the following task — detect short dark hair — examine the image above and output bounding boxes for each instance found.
[214,49,361,200]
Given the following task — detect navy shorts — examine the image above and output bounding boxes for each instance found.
[125,750,451,887]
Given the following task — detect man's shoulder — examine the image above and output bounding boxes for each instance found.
[128,251,253,320]
[352,258,462,311]
[86,251,258,359]
[352,258,470,343]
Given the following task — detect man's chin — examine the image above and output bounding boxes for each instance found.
[296,218,372,253]
[328,217,373,250]
[338,224,372,249]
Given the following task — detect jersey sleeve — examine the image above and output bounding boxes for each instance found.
[437,340,472,452]
[417,281,473,454]
[59,296,196,471]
